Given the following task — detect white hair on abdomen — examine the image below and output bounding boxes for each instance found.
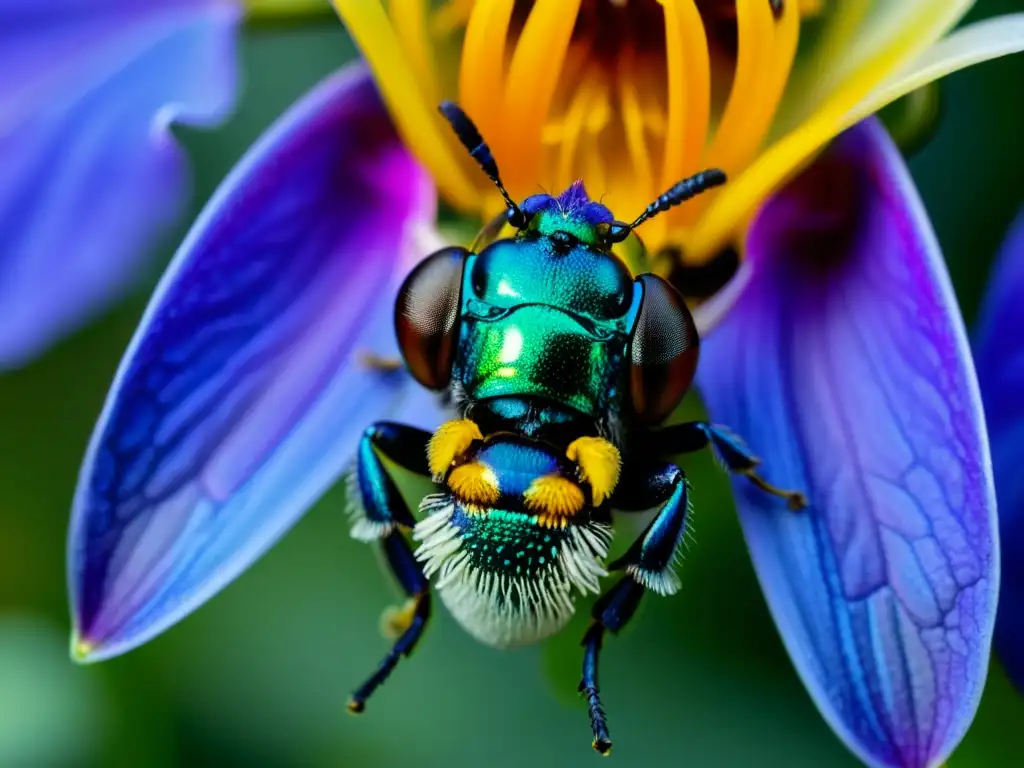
[413,494,611,648]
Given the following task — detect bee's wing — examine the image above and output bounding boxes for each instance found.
[68,65,442,660]
[696,120,996,768]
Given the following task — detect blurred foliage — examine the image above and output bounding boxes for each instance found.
[2,2,1024,766]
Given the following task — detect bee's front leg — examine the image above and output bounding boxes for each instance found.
[578,457,693,755]
[346,422,433,714]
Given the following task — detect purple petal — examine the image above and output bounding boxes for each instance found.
[975,209,1024,692]
[696,118,997,768]
[0,0,240,368]
[68,64,439,660]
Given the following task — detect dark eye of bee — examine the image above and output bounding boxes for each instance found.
[628,274,700,423]
[394,246,468,390]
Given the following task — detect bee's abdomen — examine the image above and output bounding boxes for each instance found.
[412,433,613,648]
[414,497,610,647]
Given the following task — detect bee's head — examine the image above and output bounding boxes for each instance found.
[519,181,615,252]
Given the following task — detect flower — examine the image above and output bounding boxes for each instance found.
[975,209,1024,695]
[66,3,1024,767]
[0,0,241,369]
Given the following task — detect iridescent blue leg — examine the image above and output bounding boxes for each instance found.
[348,534,431,713]
[350,421,431,539]
[580,577,645,756]
[608,459,691,595]
[578,458,689,754]
[654,421,807,510]
[347,422,432,713]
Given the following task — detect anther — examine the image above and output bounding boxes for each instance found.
[769,0,784,19]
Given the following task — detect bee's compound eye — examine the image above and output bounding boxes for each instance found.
[628,274,700,424]
[395,246,468,390]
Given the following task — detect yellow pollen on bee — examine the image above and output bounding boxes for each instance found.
[448,461,501,505]
[524,474,585,524]
[427,419,484,479]
[567,437,621,506]
[380,597,419,639]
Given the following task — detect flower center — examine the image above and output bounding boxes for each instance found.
[464,0,809,252]
[336,0,820,258]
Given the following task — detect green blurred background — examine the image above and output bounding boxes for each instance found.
[2,2,1024,766]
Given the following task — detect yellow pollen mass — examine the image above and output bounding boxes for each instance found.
[567,437,621,506]
[524,474,585,521]
[428,419,484,480]
[448,461,501,505]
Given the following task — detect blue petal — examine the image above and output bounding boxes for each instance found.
[0,0,240,368]
[68,64,439,660]
[975,209,1024,692]
[696,118,997,768]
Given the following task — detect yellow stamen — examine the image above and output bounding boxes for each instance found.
[387,0,441,107]
[552,73,598,189]
[431,0,475,36]
[579,114,609,207]
[566,437,621,506]
[331,0,479,210]
[688,0,978,262]
[737,0,799,169]
[617,50,658,242]
[525,474,585,521]
[338,0,1002,272]
[427,419,483,480]
[660,0,710,192]
[449,461,501,505]
[501,0,583,197]
[459,0,515,149]
[704,0,776,178]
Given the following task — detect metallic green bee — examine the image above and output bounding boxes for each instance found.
[346,101,805,754]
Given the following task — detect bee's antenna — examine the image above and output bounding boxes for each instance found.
[604,169,727,244]
[438,101,527,227]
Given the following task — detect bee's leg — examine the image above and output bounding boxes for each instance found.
[578,458,691,754]
[347,422,433,713]
[580,578,644,756]
[348,534,431,713]
[653,421,807,510]
[608,459,692,596]
[348,422,431,540]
